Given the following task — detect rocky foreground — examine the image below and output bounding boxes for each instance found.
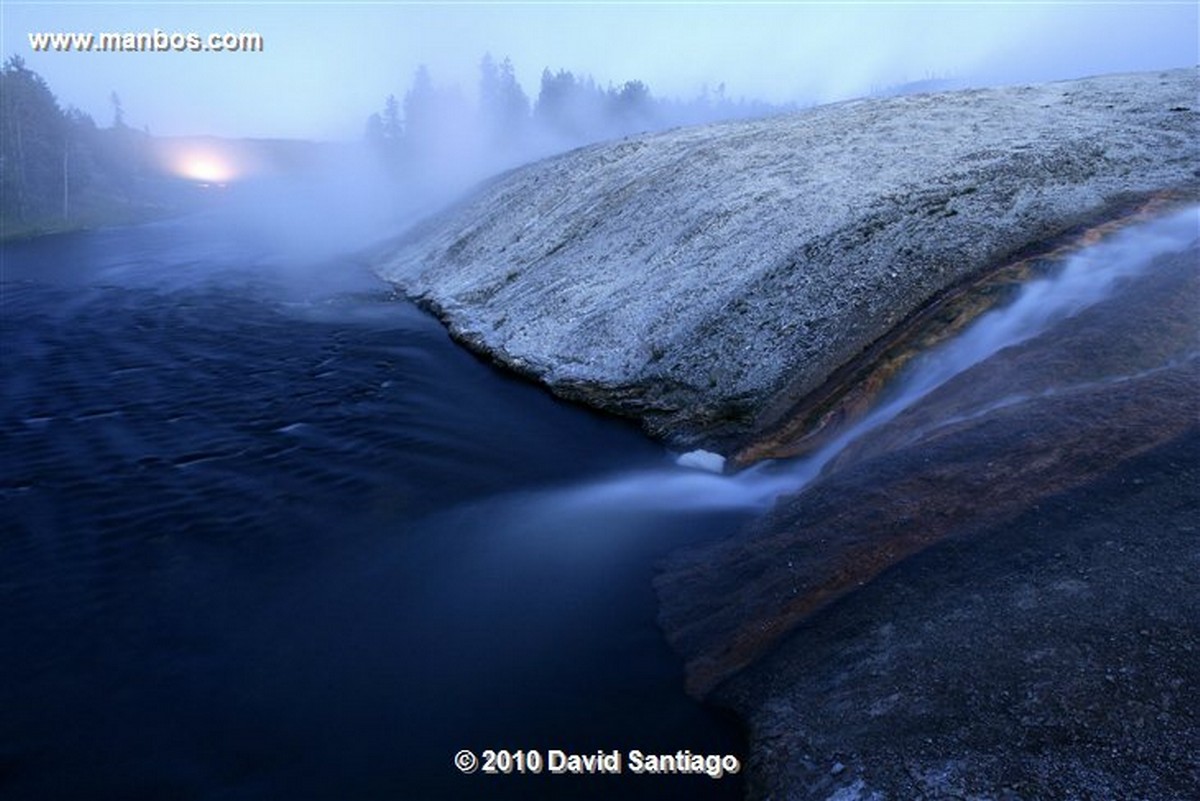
[375,67,1199,452]
[374,70,1200,800]
[720,427,1199,801]
[657,239,1199,798]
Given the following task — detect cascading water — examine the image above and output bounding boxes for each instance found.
[3,204,1194,801]
[549,204,1199,514]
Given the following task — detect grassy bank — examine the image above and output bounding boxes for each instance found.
[0,182,212,243]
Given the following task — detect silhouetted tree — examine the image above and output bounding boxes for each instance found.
[365,93,404,169]
[607,79,654,133]
[109,90,125,128]
[362,54,792,191]
[381,94,402,141]
[61,106,98,219]
[479,54,529,149]
[364,112,385,148]
[1,56,67,222]
[2,58,173,232]
[479,53,500,119]
[495,57,529,142]
[535,68,608,140]
[403,64,436,154]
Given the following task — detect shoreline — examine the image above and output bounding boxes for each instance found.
[0,203,187,245]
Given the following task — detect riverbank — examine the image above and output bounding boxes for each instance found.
[373,67,1199,453]
[0,180,215,244]
[1,204,173,243]
[371,69,1200,800]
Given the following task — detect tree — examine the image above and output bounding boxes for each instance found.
[495,57,529,143]
[61,106,97,219]
[1,56,68,222]
[534,67,572,131]
[382,93,402,141]
[110,90,125,128]
[403,64,436,152]
[364,93,403,166]
[608,79,654,133]
[479,53,500,120]
[479,54,528,149]
[364,112,384,148]
[535,68,590,138]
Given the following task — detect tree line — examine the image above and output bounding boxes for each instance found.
[0,56,166,236]
[2,53,793,236]
[365,54,789,183]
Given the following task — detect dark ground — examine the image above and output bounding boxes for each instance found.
[655,223,1199,799]
[725,427,1198,800]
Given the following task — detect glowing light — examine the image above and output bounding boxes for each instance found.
[177,152,236,184]
[152,138,265,186]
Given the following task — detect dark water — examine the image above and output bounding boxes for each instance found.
[0,217,747,800]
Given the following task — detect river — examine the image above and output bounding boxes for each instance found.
[3,203,1196,800]
[0,214,747,800]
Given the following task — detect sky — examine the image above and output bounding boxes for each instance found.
[1,1,1197,141]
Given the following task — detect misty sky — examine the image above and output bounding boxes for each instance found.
[2,2,1196,141]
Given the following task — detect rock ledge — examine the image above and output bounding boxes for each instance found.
[374,68,1199,450]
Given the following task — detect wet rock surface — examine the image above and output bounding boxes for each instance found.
[657,242,1199,696]
[721,428,1199,801]
[374,68,1200,449]
[370,68,1200,800]
[729,197,1188,468]
[654,236,1199,798]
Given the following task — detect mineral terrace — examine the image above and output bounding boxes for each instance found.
[374,68,1199,452]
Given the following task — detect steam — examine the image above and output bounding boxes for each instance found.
[4,4,1193,143]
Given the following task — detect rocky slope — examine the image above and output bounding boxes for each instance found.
[722,427,1199,801]
[373,68,1199,451]
[371,69,1200,801]
[651,231,1199,799]
[657,236,1200,694]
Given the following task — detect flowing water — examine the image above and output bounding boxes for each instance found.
[640,205,1199,507]
[2,204,1195,800]
[0,215,748,801]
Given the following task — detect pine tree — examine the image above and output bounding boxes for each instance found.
[479,54,528,149]
[1,56,68,222]
[382,94,402,141]
[495,57,529,142]
[403,65,435,154]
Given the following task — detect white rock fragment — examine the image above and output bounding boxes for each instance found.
[676,449,727,473]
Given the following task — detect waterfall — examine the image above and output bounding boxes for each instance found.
[559,205,1199,513]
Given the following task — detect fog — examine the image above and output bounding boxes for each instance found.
[2,2,1196,258]
[4,3,1194,139]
